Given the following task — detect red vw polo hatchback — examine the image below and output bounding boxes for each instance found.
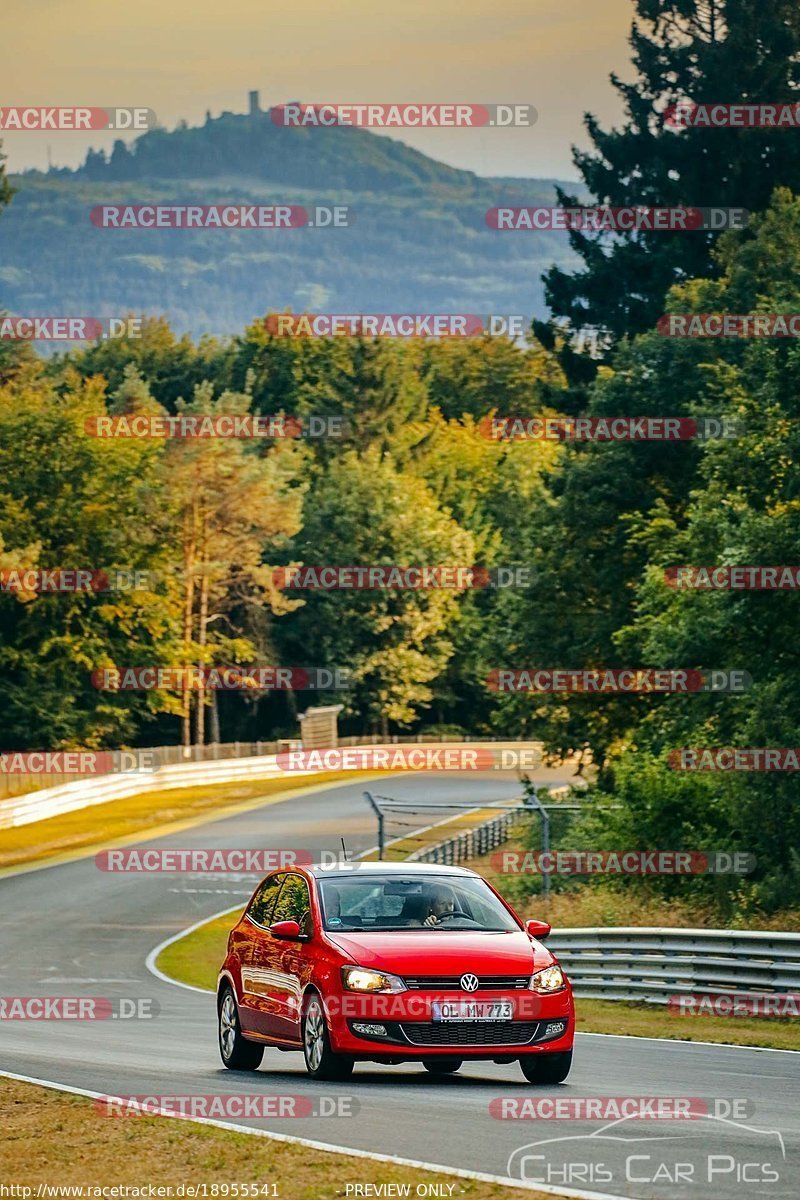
[217,861,574,1082]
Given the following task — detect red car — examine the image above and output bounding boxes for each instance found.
[217,861,574,1082]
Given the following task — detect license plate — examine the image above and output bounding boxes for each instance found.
[431,1000,513,1022]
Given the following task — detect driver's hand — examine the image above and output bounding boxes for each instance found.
[423,914,439,926]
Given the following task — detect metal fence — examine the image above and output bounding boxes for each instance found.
[0,740,293,801]
[0,739,540,831]
[548,927,800,1004]
[0,751,300,830]
[408,809,519,863]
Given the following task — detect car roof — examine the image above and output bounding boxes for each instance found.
[308,860,478,879]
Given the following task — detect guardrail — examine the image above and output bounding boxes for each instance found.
[547,927,800,1004]
[0,752,307,830]
[0,739,544,831]
[0,733,511,801]
[0,740,298,803]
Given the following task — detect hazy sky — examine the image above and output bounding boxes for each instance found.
[3,0,634,179]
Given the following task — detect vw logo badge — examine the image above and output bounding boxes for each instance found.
[460,973,479,993]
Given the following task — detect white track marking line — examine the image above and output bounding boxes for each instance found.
[576,1031,798,1054]
[145,906,241,994]
[0,1068,645,1200]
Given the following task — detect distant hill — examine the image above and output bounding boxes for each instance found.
[0,100,583,339]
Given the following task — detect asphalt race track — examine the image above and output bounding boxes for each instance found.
[1,772,798,1200]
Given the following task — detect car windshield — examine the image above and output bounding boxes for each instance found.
[317,874,520,932]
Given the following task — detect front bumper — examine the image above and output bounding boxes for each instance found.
[323,988,574,1058]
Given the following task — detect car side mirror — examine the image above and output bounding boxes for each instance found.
[526,919,551,940]
[269,919,303,940]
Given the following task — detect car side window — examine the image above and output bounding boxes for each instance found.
[247,873,284,927]
[272,873,313,935]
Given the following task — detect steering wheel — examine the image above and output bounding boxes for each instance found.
[434,911,480,925]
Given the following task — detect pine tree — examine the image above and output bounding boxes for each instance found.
[545,0,800,346]
[0,140,12,213]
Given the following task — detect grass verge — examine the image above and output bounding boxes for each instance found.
[158,910,237,991]
[0,772,373,874]
[0,1077,548,1199]
[575,997,799,1050]
[468,829,800,933]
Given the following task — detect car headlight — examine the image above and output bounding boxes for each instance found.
[341,966,407,994]
[529,964,566,993]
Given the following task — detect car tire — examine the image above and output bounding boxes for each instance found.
[423,1058,462,1075]
[218,985,264,1071]
[302,993,354,1081]
[519,1050,572,1084]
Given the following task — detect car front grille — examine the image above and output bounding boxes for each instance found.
[398,1020,541,1046]
[403,975,530,991]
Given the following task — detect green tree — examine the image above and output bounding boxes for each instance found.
[65,316,232,411]
[274,448,475,734]
[503,189,799,772]
[408,408,558,733]
[0,139,12,214]
[544,0,800,345]
[512,190,800,914]
[0,369,180,748]
[146,377,305,748]
[604,194,800,910]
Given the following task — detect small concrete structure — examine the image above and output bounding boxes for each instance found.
[299,705,344,750]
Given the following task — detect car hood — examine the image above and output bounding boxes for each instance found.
[325,928,554,975]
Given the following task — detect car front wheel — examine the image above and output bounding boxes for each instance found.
[302,993,354,1081]
[519,1050,572,1084]
[218,985,264,1071]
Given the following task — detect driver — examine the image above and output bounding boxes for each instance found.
[422,884,457,926]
